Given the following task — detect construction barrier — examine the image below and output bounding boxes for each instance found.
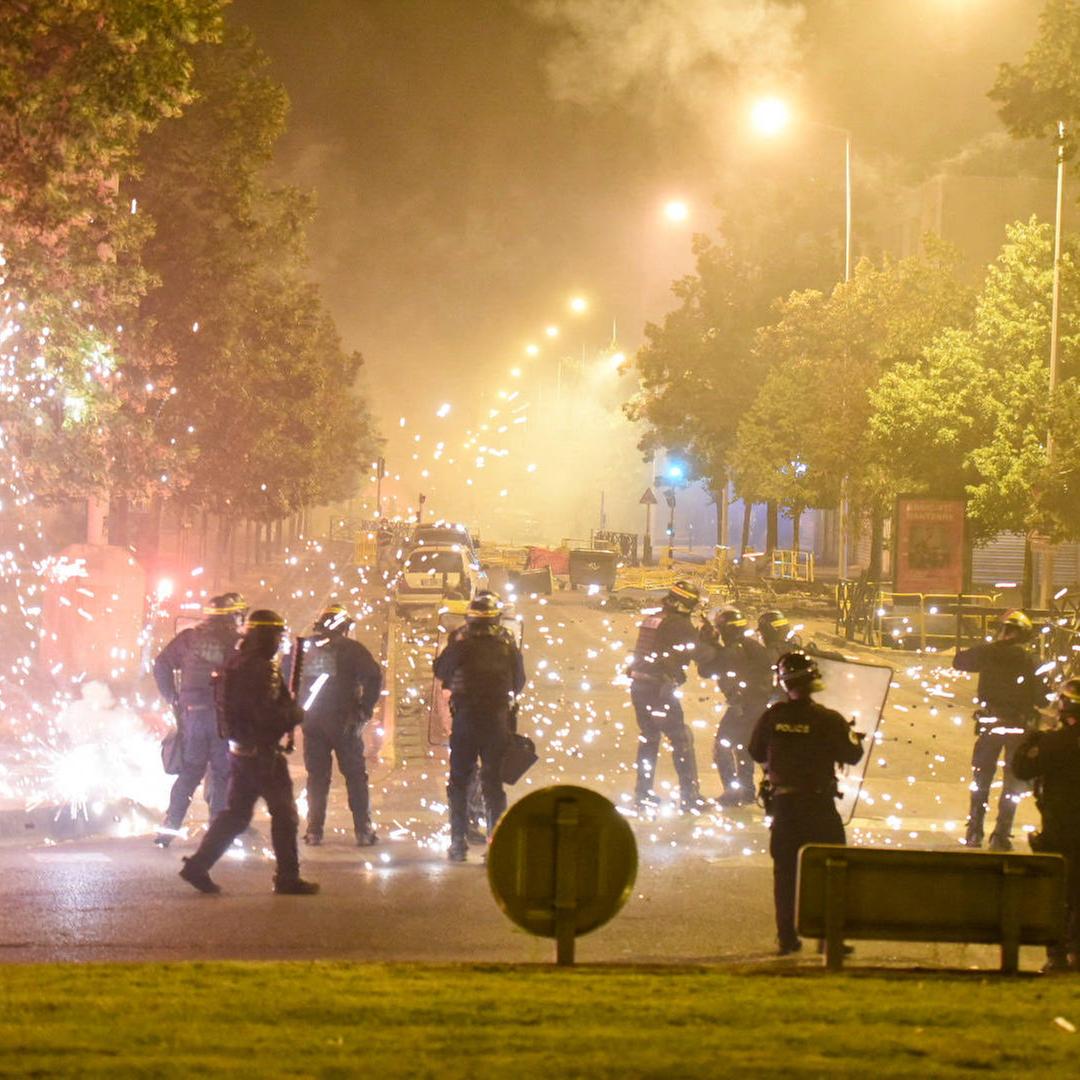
[771,548,814,582]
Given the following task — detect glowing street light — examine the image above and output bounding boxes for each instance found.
[545,325,559,338]
[568,295,588,315]
[525,343,540,357]
[609,350,626,371]
[662,199,690,224]
[750,96,791,137]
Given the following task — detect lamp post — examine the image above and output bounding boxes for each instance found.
[1039,120,1066,611]
[751,97,853,579]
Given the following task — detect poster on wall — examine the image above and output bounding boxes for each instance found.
[893,496,966,595]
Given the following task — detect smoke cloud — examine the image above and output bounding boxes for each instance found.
[529,0,805,121]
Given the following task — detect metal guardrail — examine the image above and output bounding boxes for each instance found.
[771,548,814,582]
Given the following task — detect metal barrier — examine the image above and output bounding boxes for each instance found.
[770,548,814,582]
[592,530,638,565]
[354,531,378,566]
[613,567,678,592]
[798,844,1065,973]
[837,584,1006,648]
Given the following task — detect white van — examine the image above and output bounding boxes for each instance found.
[394,545,487,610]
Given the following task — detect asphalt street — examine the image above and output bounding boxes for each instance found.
[0,589,1046,970]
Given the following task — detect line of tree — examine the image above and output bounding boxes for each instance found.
[0,1,379,566]
[627,0,1080,600]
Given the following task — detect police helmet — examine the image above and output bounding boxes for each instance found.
[714,606,749,645]
[204,593,244,617]
[246,609,287,632]
[998,609,1034,641]
[465,593,502,625]
[315,603,353,635]
[1058,678,1080,720]
[757,609,790,643]
[665,580,701,615]
[776,651,823,693]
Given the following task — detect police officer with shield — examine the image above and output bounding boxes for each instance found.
[699,607,773,806]
[1012,678,1080,972]
[749,652,865,955]
[627,580,706,811]
[434,594,526,863]
[954,609,1042,851]
[153,593,246,846]
[179,610,318,895]
[296,604,383,847]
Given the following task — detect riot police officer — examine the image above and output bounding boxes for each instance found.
[627,580,705,811]
[954,609,1042,851]
[296,604,383,847]
[1012,678,1080,972]
[433,594,526,863]
[179,610,318,895]
[757,610,794,665]
[699,608,773,806]
[153,593,246,845]
[749,652,865,955]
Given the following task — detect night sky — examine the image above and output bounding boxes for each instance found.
[231,0,1042,419]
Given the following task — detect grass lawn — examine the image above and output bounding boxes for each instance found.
[1,963,1079,1077]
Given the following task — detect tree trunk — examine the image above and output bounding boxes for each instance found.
[739,500,752,558]
[108,496,129,548]
[868,506,885,584]
[227,517,237,580]
[792,510,801,554]
[766,501,779,557]
[200,509,210,565]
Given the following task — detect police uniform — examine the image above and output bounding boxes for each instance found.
[180,611,316,894]
[1012,692,1080,968]
[153,610,239,836]
[628,603,702,808]
[749,691,864,953]
[434,614,526,859]
[296,619,382,845]
[699,635,773,805]
[953,636,1041,849]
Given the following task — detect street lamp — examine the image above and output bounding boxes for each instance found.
[569,295,588,315]
[1039,119,1067,610]
[752,96,854,578]
[662,199,690,224]
[750,97,852,284]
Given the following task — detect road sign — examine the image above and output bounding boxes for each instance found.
[663,489,676,510]
[487,785,638,965]
[639,488,658,506]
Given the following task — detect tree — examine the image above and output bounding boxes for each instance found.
[734,240,971,574]
[626,182,836,552]
[868,218,1080,597]
[0,1,223,507]
[991,0,1080,159]
[131,25,379,545]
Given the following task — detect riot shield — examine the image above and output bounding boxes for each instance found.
[813,654,893,823]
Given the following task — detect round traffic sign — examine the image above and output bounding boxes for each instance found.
[487,785,637,938]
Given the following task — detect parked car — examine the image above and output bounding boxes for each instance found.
[394,545,487,611]
[409,521,478,560]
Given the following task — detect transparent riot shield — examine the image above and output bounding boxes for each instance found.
[812,655,893,823]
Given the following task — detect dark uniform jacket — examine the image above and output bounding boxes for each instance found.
[154,619,239,713]
[1013,723,1080,849]
[434,628,526,711]
[952,640,1041,723]
[220,648,303,752]
[294,634,383,729]
[749,699,864,795]
[698,637,774,714]
[628,608,699,685]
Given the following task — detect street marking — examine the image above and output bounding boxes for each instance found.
[30,852,112,863]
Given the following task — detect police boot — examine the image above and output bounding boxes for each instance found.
[447,838,468,863]
[303,828,323,846]
[273,876,320,895]
[987,832,1013,852]
[355,824,378,847]
[179,857,221,895]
